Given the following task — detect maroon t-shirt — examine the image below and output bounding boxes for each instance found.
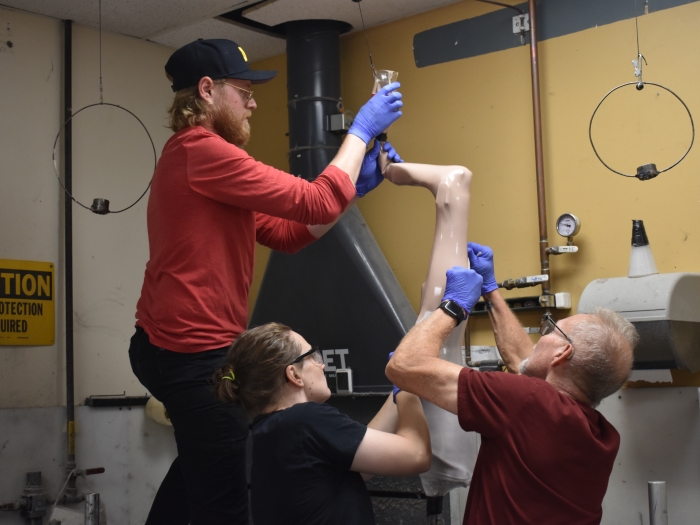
[457,367,619,525]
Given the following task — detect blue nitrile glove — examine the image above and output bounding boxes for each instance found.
[356,140,403,197]
[381,141,403,163]
[388,352,401,404]
[467,242,499,295]
[347,82,403,144]
[442,266,483,317]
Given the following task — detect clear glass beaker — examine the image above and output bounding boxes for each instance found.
[372,70,399,95]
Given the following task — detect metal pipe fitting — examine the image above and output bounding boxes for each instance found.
[648,481,668,525]
[84,493,100,525]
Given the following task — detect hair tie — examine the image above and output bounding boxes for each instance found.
[223,371,236,381]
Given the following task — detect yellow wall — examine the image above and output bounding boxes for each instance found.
[248,1,700,383]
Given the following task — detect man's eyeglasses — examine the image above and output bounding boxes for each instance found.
[540,313,575,360]
[220,81,254,103]
[285,346,323,381]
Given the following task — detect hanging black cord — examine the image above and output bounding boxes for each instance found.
[633,2,648,88]
[589,82,694,177]
[355,1,377,81]
[588,3,693,179]
[50,0,155,214]
[99,0,103,104]
[52,103,157,212]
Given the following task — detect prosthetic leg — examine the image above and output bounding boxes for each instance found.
[381,155,479,507]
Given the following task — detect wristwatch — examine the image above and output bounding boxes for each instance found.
[438,300,466,325]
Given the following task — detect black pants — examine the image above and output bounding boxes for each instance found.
[129,327,249,525]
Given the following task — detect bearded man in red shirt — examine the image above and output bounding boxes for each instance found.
[129,38,403,525]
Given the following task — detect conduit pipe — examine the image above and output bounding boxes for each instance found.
[527,0,551,296]
[58,19,105,508]
[62,19,78,496]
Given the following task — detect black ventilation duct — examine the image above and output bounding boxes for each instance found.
[228,14,452,520]
[250,20,416,394]
[285,20,349,179]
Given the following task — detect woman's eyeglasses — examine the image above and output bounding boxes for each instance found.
[290,346,323,366]
[285,346,323,382]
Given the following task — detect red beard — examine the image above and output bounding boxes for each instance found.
[210,99,251,148]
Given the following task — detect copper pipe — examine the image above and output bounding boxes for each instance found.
[527,0,551,295]
[63,20,79,501]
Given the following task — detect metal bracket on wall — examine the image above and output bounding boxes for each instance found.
[328,113,351,133]
[513,13,530,33]
[513,13,530,44]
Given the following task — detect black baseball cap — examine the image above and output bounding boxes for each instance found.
[165,38,277,92]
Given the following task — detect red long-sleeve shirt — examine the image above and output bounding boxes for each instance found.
[136,127,355,352]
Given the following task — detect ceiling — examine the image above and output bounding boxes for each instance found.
[1,0,465,62]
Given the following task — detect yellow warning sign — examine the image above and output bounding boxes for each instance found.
[0,259,55,346]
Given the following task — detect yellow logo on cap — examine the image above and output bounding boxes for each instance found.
[238,47,248,62]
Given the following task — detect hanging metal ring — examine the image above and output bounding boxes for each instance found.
[52,102,156,214]
[589,81,695,180]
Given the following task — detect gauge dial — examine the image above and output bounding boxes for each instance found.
[556,213,581,237]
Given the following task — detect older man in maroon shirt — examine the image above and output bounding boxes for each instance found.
[387,242,638,525]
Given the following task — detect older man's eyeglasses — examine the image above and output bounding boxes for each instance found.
[220,81,254,103]
[540,313,575,359]
[285,346,323,382]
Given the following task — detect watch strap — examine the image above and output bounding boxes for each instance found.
[439,300,466,324]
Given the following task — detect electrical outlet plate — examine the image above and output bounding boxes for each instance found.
[554,292,572,310]
[513,13,530,33]
[335,368,353,394]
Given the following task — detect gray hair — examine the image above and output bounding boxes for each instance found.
[567,308,638,406]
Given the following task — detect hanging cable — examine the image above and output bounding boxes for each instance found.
[352,0,377,81]
[52,102,157,212]
[99,0,103,103]
[632,15,647,90]
[50,0,156,214]
[588,4,694,180]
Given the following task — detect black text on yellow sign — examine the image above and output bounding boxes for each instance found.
[0,259,55,346]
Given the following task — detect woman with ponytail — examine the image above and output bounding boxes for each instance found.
[213,322,430,525]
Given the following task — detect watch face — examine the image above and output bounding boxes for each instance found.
[440,300,464,321]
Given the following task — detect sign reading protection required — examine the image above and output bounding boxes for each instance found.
[0,259,55,346]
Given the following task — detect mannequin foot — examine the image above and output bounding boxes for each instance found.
[384,162,471,200]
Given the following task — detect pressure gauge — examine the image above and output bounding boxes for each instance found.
[556,213,580,238]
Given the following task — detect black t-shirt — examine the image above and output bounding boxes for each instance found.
[251,402,374,525]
